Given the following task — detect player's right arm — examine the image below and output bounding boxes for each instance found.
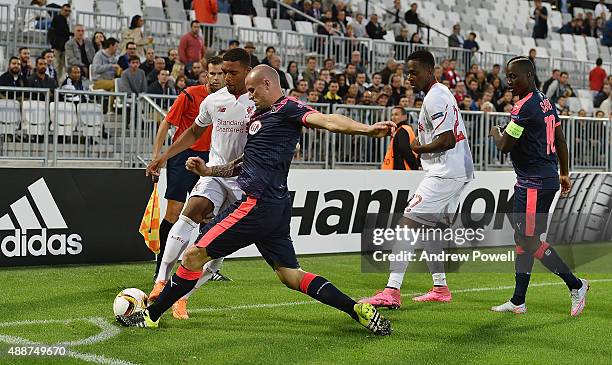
[185,155,243,177]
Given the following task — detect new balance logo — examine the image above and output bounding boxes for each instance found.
[0,178,82,258]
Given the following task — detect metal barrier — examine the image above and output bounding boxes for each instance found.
[294,103,330,167]
[135,94,177,166]
[330,104,390,168]
[0,4,11,49]
[14,5,58,51]
[0,87,50,165]
[145,18,187,55]
[569,116,611,171]
[282,31,330,72]
[75,11,129,41]
[330,36,373,72]
[484,112,514,169]
[201,24,235,52]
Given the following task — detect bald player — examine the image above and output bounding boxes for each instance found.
[118,65,395,336]
[489,56,589,316]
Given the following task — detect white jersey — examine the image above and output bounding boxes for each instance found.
[195,87,254,166]
[416,82,474,182]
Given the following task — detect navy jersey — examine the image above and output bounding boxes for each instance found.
[237,97,318,200]
[507,90,560,189]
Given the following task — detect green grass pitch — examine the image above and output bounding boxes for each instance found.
[1,247,611,365]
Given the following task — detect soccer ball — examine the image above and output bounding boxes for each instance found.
[113,288,148,317]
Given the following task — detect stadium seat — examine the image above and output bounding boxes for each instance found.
[78,103,104,137]
[254,17,273,30]
[121,0,143,17]
[72,0,94,13]
[50,102,76,136]
[295,21,314,34]
[143,0,163,7]
[145,7,165,19]
[216,13,231,26]
[0,99,21,135]
[233,15,257,43]
[568,97,581,112]
[275,19,293,31]
[22,100,48,136]
[97,0,119,16]
[580,98,594,114]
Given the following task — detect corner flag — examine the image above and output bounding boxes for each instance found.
[139,183,160,254]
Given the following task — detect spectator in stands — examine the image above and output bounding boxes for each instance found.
[594,83,610,107]
[463,32,479,52]
[367,72,383,93]
[355,72,367,94]
[120,16,153,58]
[118,42,138,70]
[349,13,367,38]
[396,27,410,43]
[244,42,259,68]
[453,81,467,104]
[528,48,541,89]
[546,71,575,103]
[389,74,406,105]
[59,65,88,102]
[323,80,342,105]
[336,10,349,35]
[186,61,203,84]
[148,57,167,86]
[179,21,205,66]
[231,0,256,16]
[595,0,610,19]
[410,32,422,44]
[603,14,612,46]
[595,110,606,118]
[600,92,612,115]
[27,56,58,92]
[542,68,560,94]
[42,49,58,84]
[47,3,72,80]
[307,89,321,103]
[496,90,514,112]
[314,78,327,95]
[467,79,479,99]
[0,57,26,91]
[459,95,472,111]
[531,0,548,39]
[286,61,301,89]
[366,14,387,39]
[18,47,33,79]
[228,40,240,50]
[175,75,188,91]
[555,95,569,114]
[481,101,495,113]
[448,24,464,48]
[91,37,121,92]
[384,0,407,35]
[302,56,319,86]
[442,59,461,89]
[193,0,218,48]
[260,46,275,66]
[589,58,607,93]
[350,51,367,75]
[380,59,397,85]
[26,0,51,30]
[296,79,309,99]
[270,55,290,89]
[404,2,424,27]
[164,49,179,72]
[65,24,95,78]
[362,90,374,105]
[377,92,390,107]
[573,18,586,35]
[491,77,503,101]
[140,48,156,76]
[336,74,348,97]
[308,0,322,20]
[344,63,357,84]
[119,55,147,95]
[147,69,176,96]
[558,18,575,34]
[92,32,106,53]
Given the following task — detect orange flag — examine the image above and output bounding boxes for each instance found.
[139,183,160,254]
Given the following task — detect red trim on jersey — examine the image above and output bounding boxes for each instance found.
[195,197,258,248]
[301,110,318,127]
[534,242,550,259]
[176,265,202,280]
[525,188,538,236]
[433,110,448,131]
[555,122,561,127]
[299,272,318,293]
[511,92,534,116]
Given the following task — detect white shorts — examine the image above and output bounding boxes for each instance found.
[190,176,243,215]
[404,176,470,227]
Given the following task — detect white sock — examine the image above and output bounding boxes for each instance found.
[387,272,405,290]
[183,258,225,299]
[432,273,447,287]
[385,232,420,290]
[155,215,198,283]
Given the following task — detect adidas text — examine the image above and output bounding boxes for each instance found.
[1,229,82,257]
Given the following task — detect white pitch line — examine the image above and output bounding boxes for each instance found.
[190,278,612,313]
[57,318,121,347]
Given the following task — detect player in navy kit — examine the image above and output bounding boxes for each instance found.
[489,56,589,316]
[117,65,395,335]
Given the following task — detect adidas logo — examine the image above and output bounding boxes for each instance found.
[0,178,82,258]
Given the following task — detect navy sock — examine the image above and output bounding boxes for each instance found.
[300,273,358,321]
[511,247,534,305]
[148,265,200,321]
[154,219,173,280]
[534,242,582,290]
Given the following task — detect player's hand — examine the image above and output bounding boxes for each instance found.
[411,137,421,153]
[185,157,210,176]
[146,156,166,179]
[488,126,501,137]
[560,175,572,197]
[367,121,395,137]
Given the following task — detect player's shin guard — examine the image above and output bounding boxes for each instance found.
[425,240,447,287]
[386,234,418,289]
[154,219,174,279]
[156,215,198,282]
[299,272,359,321]
[148,265,201,321]
[533,242,582,290]
[511,246,534,305]
[183,258,225,299]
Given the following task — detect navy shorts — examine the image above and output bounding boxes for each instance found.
[513,186,557,237]
[164,149,210,203]
[195,196,300,269]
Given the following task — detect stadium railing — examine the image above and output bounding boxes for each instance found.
[134,93,177,167]
[0,3,11,52]
[144,18,188,55]
[295,103,331,168]
[13,5,58,52]
[75,11,130,41]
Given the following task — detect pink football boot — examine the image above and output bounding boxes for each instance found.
[358,288,401,309]
[412,286,452,302]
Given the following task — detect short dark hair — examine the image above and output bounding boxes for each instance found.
[507,56,535,76]
[407,50,435,70]
[190,20,200,27]
[62,4,71,8]
[597,58,603,66]
[329,80,339,86]
[18,47,28,53]
[69,65,81,73]
[8,56,19,66]
[392,106,407,115]
[128,55,140,63]
[222,48,251,68]
[41,49,53,58]
[103,37,118,48]
[266,46,275,53]
[126,42,136,50]
[307,56,317,62]
[493,64,500,68]
[207,56,223,68]
[552,68,560,73]
[35,56,45,65]
[560,71,569,77]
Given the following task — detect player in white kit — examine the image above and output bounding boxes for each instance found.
[146,49,254,319]
[360,50,474,308]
